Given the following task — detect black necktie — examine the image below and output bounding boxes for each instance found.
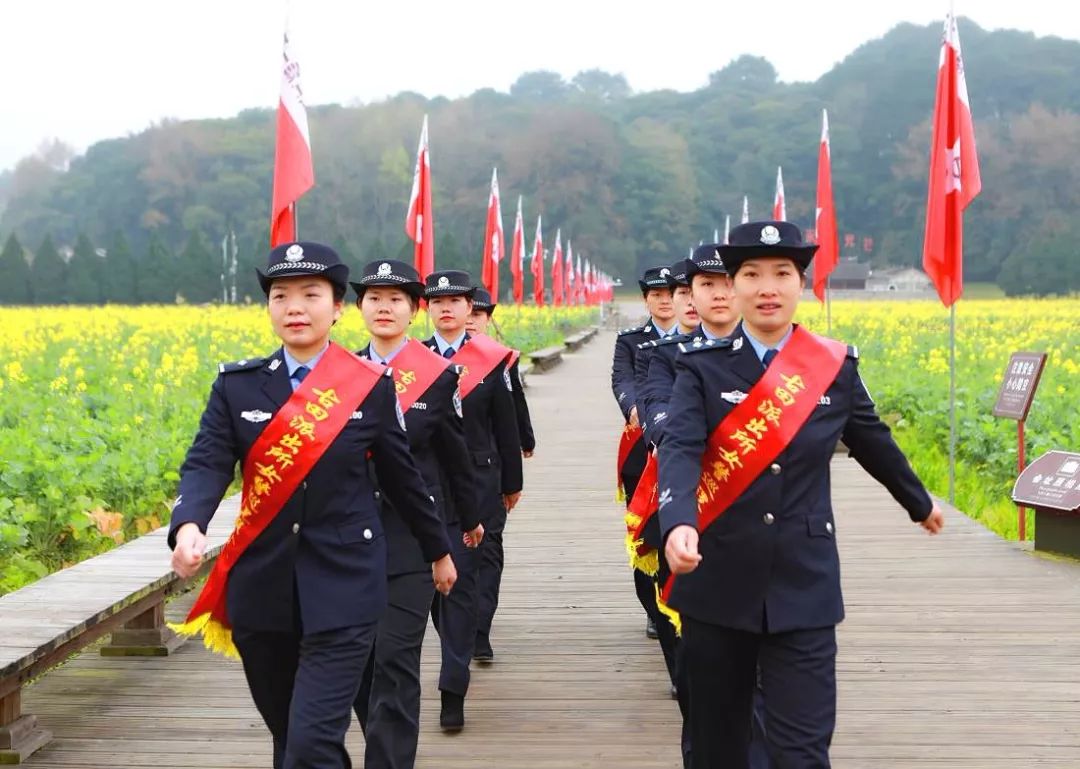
[293,365,310,384]
[443,347,455,360]
[762,349,778,368]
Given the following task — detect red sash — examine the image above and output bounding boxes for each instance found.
[616,423,643,495]
[388,338,452,411]
[627,452,659,553]
[508,349,521,368]
[662,328,847,601]
[170,343,385,658]
[453,334,513,399]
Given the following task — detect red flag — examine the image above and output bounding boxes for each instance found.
[510,195,524,305]
[551,228,564,306]
[565,239,575,306]
[480,168,504,299]
[923,13,981,307]
[530,216,544,306]
[575,255,584,304]
[270,32,314,247]
[813,109,839,302]
[773,166,786,221]
[406,116,435,282]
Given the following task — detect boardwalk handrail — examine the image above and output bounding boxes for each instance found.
[0,501,234,763]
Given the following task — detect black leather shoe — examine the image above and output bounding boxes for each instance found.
[440,691,465,732]
[646,617,658,639]
[473,636,495,663]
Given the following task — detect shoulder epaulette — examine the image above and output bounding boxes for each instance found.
[637,339,658,350]
[655,333,692,348]
[678,337,733,355]
[847,344,859,360]
[218,357,266,374]
[618,325,645,337]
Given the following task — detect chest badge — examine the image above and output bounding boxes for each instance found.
[241,409,272,423]
[720,390,748,405]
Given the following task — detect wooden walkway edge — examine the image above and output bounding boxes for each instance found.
[16,329,1080,767]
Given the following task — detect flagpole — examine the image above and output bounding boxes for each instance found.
[948,302,957,505]
[825,277,832,336]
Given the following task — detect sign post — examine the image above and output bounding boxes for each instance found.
[992,351,1047,540]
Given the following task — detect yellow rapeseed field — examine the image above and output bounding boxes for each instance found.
[0,304,597,591]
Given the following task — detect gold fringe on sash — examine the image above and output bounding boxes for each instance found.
[654,583,682,637]
[623,511,659,576]
[168,613,240,660]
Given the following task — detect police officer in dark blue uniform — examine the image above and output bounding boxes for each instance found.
[612,265,680,639]
[659,222,945,768]
[423,270,523,730]
[350,259,484,769]
[464,287,535,663]
[169,242,456,769]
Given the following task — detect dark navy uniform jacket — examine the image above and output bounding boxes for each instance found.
[508,358,536,453]
[358,345,480,577]
[610,322,666,423]
[424,335,523,507]
[635,330,703,448]
[168,348,451,635]
[658,326,933,633]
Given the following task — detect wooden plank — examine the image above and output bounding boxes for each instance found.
[12,325,1080,767]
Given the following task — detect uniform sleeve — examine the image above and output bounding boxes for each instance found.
[840,360,933,522]
[492,361,524,495]
[645,349,678,448]
[168,375,240,549]
[369,376,452,562]
[657,355,709,538]
[611,336,637,421]
[509,360,536,452]
[634,345,655,442]
[431,372,482,531]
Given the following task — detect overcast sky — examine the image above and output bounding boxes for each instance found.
[4,0,1078,172]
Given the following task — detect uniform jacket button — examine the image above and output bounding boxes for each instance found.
[292,523,300,534]
[826,521,834,534]
[363,528,373,541]
[763,513,775,525]
[374,490,381,500]
[770,463,781,475]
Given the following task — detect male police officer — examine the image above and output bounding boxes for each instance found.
[659,222,944,768]
[612,265,679,639]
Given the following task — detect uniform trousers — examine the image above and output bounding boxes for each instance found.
[354,570,435,769]
[430,531,479,696]
[474,463,507,651]
[233,621,378,769]
[680,617,836,769]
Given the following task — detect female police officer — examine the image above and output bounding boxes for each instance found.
[659,222,944,768]
[350,259,484,769]
[168,242,456,769]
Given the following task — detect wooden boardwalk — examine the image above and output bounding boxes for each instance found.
[18,328,1080,767]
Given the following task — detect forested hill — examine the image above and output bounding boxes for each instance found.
[1,17,1078,302]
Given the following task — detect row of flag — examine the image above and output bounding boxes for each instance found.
[269,11,978,311]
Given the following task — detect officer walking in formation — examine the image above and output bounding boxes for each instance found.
[423,270,523,731]
[660,221,945,768]
[464,287,536,661]
[350,259,485,769]
[168,242,456,769]
[611,265,680,641]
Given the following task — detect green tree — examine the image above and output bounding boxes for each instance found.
[67,233,105,304]
[141,234,176,303]
[104,230,138,303]
[177,231,218,303]
[0,234,32,304]
[31,234,67,304]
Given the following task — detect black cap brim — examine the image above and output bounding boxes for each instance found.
[718,244,817,274]
[424,286,477,299]
[349,279,424,300]
[258,264,349,296]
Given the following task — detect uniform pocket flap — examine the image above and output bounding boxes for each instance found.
[806,516,836,538]
[338,522,379,544]
[471,450,496,468]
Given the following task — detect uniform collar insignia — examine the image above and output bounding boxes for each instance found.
[732,337,744,351]
[643,325,652,333]
[268,358,281,372]
[692,339,703,348]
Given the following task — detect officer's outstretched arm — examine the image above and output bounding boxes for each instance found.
[841,361,933,522]
[657,356,709,538]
